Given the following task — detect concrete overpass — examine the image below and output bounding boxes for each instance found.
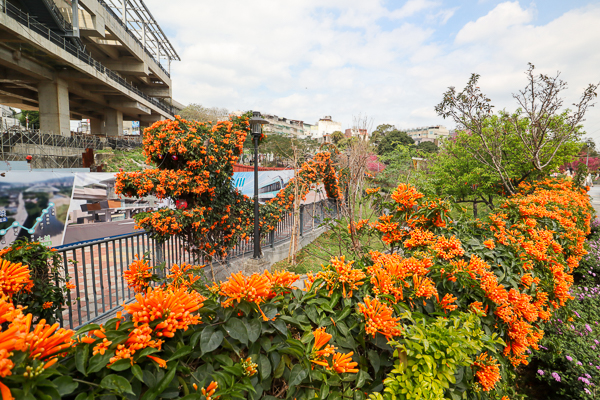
[0,0,181,136]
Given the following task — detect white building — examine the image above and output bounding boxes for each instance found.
[406,125,449,145]
[316,116,342,140]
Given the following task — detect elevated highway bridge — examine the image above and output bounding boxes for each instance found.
[0,0,181,136]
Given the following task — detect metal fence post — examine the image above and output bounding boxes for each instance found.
[299,205,304,237]
[270,230,275,248]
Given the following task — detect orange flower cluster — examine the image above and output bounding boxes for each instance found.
[367,180,591,368]
[367,252,436,303]
[123,255,153,293]
[199,381,219,400]
[0,296,73,381]
[357,297,403,339]
[473,352,501,391]
[0,258,32,296]
[310,256,366,298]
[391,183,424,211]
[310,328,358,373]
[166,263,202,291]
[219,272,272,308]
[125,286,205,338]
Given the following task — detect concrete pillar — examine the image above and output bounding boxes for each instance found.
[38,78,70,136]
[90,118,105,136]
[105,109,123,137]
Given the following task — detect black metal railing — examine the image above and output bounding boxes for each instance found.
[55,199,338,329]
[1,1,174,116]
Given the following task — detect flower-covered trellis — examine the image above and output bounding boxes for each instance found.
[115,113,341,259]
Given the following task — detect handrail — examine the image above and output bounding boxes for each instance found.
[96,0,171,77]
[1,1,174,117]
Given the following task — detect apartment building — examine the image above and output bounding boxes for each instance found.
[406,125,450,145]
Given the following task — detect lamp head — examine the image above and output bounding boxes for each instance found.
[249,111,269,139]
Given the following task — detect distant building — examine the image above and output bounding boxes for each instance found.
[262,114,307,137]
[344,128,369,139]
[317,116,342,141]
[406,125,449,145]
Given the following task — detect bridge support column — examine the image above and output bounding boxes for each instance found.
[90,118,105,136]
[105,109,123,137]
[38,78,70,136]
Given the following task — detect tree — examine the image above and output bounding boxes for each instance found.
[331,130,345,144]
[435,63,599,195]
[370,124,394,145]
[179,103,229,123]
[19,110,39,129]
[423,134,500,218]
[377,129,414,156]
[416,141,438,153]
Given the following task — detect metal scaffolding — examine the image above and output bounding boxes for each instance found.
[0,129,142,169]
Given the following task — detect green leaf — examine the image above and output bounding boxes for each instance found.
[156,367,178,396]
[74,324,100,337]
[100,374,135,395]
[258,354,271,380]
[305,305,319,324]
[246,318,262,343]
[190,331,202,348]
[273,357,285,379]
[137,347,160,358]
[368,350,380,373]
[356,370,370,388]
[53,376,78,396]
[87,352,112,374]
[75,345,89,376]
[270,319,288,335]
[132,364,144,382]
[200,326,224,354]
[169,345,192,361]
[109,358,132,371]
[224,318,249,345]
[288,364,308,387]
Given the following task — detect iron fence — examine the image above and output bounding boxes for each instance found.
[1,1,174,116]
[56,199,339,329]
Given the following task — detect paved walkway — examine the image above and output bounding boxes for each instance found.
[588,186,600,216]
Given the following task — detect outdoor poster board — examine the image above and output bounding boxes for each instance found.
[0,169,294,249]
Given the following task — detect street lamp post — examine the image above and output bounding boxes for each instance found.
[250,111,269,259]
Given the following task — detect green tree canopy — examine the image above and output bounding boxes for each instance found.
[377,129,414,155]
[19,110,39,129]
[416,141,438,153]
[435,63,598,195]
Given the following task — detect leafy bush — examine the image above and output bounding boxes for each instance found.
[0,238,72,323]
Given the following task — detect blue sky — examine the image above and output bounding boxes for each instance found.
[146,0,600,141]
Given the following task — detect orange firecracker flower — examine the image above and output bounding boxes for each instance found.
[42,302,53,310]
[317,256,365,298]
[125,286,205,337]
[219,272,273,320]
[0,258,32,296]
[201,381,219,400]
[483,239,495,250]
[92,338,112,356]
[123,255,152,293]
[440,293,458,312]
[147,355,167,368]
[331,351,359,373]
[473,352,501,391]
[358,297,403,339]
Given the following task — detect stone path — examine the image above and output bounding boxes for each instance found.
[589,186,600,216]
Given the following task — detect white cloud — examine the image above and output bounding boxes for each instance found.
[145,0,600,142]
[455,1,534,44]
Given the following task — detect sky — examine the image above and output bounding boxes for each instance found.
[145,0,600,142]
